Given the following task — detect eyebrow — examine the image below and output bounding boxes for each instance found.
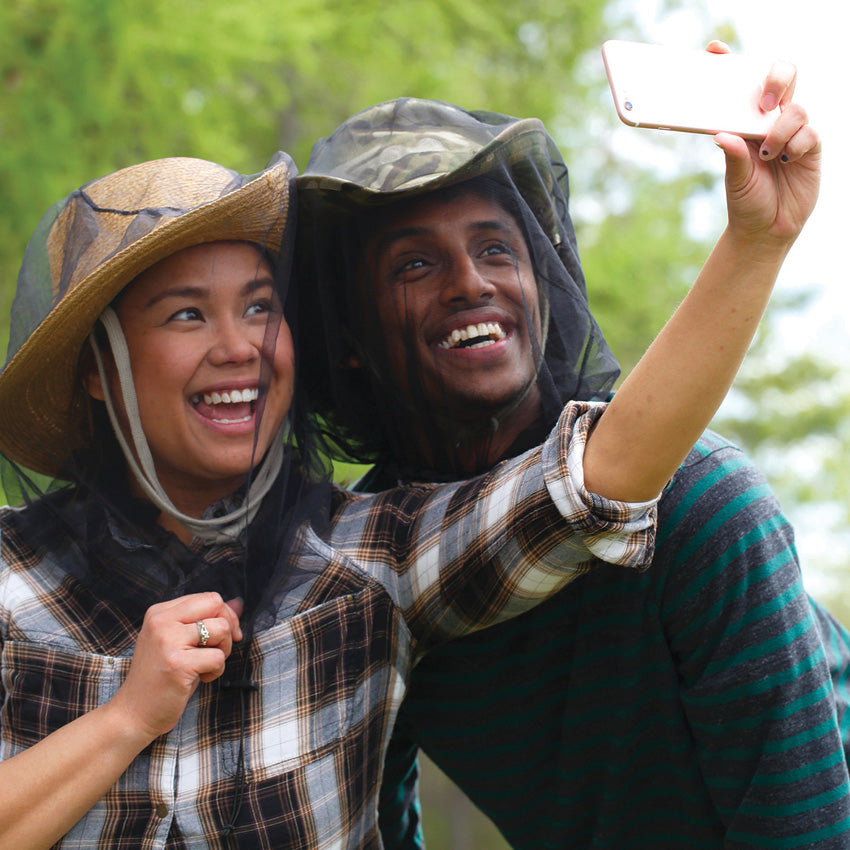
[142,276,275,309]
[374,218,517,256]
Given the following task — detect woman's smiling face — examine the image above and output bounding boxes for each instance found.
[90,240,293,514]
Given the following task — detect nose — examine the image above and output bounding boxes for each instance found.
[207,317,261,366]
[439,251,496,305]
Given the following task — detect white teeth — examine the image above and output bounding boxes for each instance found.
[198,388,259,406]
[211,415,252,424]
[438,322,507,349]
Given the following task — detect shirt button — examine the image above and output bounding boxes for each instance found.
[155,803,169,818]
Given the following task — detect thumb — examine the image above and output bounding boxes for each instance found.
[714,132,756,191]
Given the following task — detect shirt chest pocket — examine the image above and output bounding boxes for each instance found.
[249,585,401,780]
[1,641,126,755]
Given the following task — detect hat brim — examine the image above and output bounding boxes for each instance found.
[298,118,553,204]
[0,161,292,475]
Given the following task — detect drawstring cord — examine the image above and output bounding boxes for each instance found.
[219,663,259,839]
[89,308,285,542]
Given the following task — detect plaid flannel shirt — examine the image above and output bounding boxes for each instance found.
[0,401,656,848]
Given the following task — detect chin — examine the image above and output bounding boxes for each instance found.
[435,396,516,425]
[437,379,539,425]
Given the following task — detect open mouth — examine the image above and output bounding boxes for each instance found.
[437,322,507,350]
[190,387,258,424]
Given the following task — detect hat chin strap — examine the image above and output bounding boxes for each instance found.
[89,307,284,543]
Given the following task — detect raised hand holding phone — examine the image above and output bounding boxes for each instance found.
[586,39,821,500]
[707,40,819,245]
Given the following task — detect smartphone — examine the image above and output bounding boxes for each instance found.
[601,40,779,139]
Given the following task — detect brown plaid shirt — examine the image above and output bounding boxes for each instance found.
[0,402,655,848]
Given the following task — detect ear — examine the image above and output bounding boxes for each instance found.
[79,342,106,401]
[339,331,365,371]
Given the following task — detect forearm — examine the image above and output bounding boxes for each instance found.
[584,227,788,501]
[0,701,153,849]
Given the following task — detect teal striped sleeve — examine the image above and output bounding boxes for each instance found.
[378,729,425,849]
[377,430,850,849]
[656,431,850,847]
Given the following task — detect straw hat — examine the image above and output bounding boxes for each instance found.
[0,153,294,475]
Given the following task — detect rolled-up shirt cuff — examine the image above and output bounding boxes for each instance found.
[542,401,658,570]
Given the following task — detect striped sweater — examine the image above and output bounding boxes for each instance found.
[373,430,850,848]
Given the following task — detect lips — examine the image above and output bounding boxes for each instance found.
[437,321,507,350]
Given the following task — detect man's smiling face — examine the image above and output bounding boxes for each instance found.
[363,185,543,428]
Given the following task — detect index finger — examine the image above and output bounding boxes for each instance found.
[761,59,797,112]
[705,40,731,56]
[155,591,241,639]
[219,598,243,643]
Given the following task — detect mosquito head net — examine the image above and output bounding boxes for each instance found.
[297,97,619,478]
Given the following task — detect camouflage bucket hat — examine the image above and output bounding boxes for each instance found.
[0,153,293,475]
[299,97,566,247]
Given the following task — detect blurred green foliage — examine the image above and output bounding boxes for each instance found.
[0,0,614,321]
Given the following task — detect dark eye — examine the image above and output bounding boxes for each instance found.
[170,307,202,322]
[396,256,428,275]
[246,299,273,317]
[484,240,516,256]
[481,242,518,265]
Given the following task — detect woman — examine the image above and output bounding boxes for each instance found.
[0,133,814,847]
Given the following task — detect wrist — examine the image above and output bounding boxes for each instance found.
[719,226,793,269]
[97,696,161,754]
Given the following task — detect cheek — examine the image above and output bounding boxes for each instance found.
[278,351,295,398]
[130,345,189,401]
[374,288,402,332]
[376,288,424,355]
[515,277,543,341]
[271,331,296,401]
[370,283,428,385]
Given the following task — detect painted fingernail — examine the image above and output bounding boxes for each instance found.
[761,148,770,159]
[781,154,789,163]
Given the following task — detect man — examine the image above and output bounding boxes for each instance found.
[297,88,850,847]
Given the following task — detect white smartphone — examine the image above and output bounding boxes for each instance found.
[601,40,780,139]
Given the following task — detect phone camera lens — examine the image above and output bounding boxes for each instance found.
[624,100,633,111]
